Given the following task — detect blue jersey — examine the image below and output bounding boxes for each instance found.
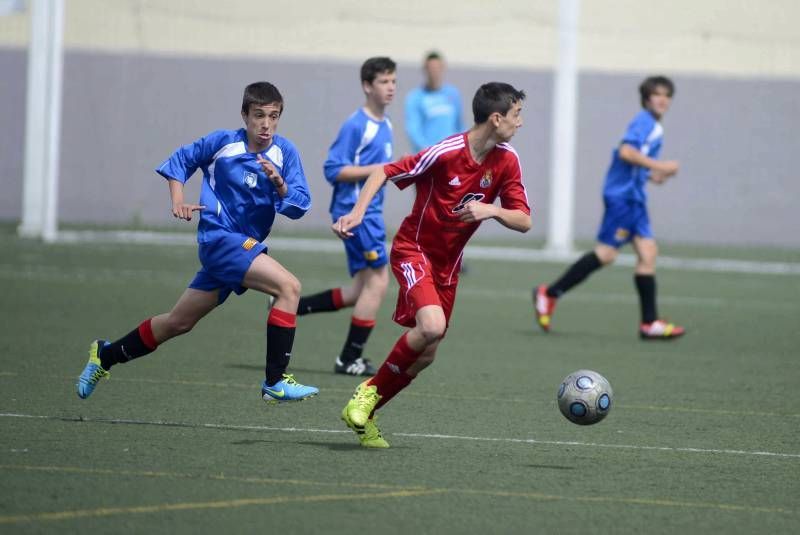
[602,110,664,203]
[156,129,311,244]
[323,108,393,217]
[404,84,464,153]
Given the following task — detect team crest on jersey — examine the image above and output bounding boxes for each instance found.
[614,228,630,242]
[452,192,485,212]
[242,237,259,250]
[480,171,492,188]
[243,171,258,188]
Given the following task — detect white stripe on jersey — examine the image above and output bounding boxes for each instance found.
[208,141,246,190]
[447,249,465,285]
[265,144,284,169]
[497,142,529,205]
[354,120,380,166]
[390,136,464,182]
[641,122,663,156]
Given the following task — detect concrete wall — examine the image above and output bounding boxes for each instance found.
[1,1,798,246]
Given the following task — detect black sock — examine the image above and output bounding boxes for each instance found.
[339,319,375,363]
[634,274,658,324]
[547,252,603,298]
[99,320,158,370]
[296,289,342,316]
[265,324,295,385]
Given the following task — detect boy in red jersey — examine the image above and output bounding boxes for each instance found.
[333,82,531,447]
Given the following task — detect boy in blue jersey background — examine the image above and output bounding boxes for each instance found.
[404,51,464,153]
[295,57,397,376]
[76,82,319,403]
[535,76,685,340]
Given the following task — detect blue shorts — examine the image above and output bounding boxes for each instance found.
[190,233,268,305]
[596,197,653,248]
[334,213,388,277]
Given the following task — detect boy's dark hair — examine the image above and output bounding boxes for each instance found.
[472,82,526,124]
[639,76,675,108]
[425,50,442,62]
[361,57,396,84]
[241,82,283,115]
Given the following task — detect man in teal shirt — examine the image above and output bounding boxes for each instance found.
[404,51,464,153]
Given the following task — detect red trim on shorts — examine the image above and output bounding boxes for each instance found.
[268,308,297,328]
[138,318,158,350]
[351,316,376,328]
[332,288,344,309]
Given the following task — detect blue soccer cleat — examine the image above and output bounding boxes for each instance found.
[261,374,319,404]
[76,340,110,399]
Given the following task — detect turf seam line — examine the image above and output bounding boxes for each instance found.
[2,412,799,459]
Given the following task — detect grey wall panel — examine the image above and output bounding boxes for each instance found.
[0,49,25,220]
[1,48,797,247]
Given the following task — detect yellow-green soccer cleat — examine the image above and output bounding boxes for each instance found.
[343,380,381,428]
[341,406,390,448]
[76,340,110,399]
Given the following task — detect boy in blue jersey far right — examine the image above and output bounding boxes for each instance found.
[295,57,397,376]
[76,82,319,402]
[535,76,685,340]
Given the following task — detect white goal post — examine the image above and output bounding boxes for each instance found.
[17,0,64,242]
[545,0,580,255]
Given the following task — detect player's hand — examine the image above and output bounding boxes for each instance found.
[332,213,362,239]
[455,200,495,223]
[172,202,205,221]
[257,157,286,189]
[656,160,679,178]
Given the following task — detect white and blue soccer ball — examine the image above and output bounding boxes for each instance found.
[557,370,613,425]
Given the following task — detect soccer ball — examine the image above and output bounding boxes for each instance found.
[557,370,613,425]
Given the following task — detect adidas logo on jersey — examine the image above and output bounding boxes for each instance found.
[448,176,461,186]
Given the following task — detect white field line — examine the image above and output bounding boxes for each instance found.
[2,412,799,460]
[54,230,800,276]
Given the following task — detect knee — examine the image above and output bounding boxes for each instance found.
[593,244,618,266]
[278,275,302,301]
[164,315,196,336]
[637,257,657,273]
[595,248,617,265]
[417,319,446,346]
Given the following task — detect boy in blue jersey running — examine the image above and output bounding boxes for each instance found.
[535,76,685,340]
[404,51,464,153]
[76,82,319,402]
[295,57,396,376]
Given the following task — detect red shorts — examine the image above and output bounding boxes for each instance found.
[390,249,457,328]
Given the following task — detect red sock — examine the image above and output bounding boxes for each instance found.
[138,318,158,350]
[368,333,422,413]
[331,288,344,310]
[372,374,413,414]
[267,307,296,328]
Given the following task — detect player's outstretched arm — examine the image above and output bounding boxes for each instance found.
[619,144,679,178]
[332,167,388,239]
[334,164,386,183]
[455,201,531,233]
[168,179,205,221]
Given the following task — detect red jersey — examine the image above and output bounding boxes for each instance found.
[383,133,531,285]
